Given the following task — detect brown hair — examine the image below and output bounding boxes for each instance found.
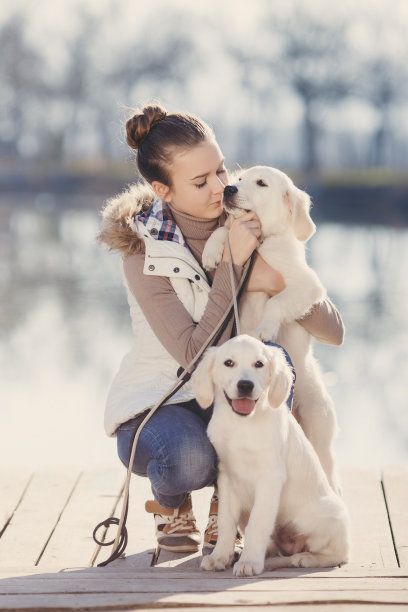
[126,103,215,186]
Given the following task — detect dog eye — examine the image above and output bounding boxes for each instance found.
[224,359,234,367]
[256,179,267,187]
[254,361,264,368]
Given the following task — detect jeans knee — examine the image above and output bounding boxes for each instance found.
[150,435,217,495]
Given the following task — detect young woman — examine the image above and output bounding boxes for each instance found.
[98,103,344,554]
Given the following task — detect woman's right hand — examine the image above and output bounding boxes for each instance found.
[221,211,262,266]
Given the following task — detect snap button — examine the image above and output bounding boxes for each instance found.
[148,265,155,271]
[194,274,200,281]
[173,267,180,273]
[150,228,158,236]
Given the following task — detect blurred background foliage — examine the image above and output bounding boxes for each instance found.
[1,0,407,189]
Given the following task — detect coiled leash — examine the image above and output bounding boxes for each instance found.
[93,245,255,567]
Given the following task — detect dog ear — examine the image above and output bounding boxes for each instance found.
[267,351,293,409]
[191,347,217,408]
[285,187,316,242]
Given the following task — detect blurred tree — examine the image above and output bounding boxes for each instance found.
[267,8,354,177]
[227,5,354,176]
[0,13,47,156]
[354,26,408,167]
[59,8,101,158]
[107,12,195,111]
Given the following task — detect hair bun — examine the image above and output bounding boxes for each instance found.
[126,104,167,149]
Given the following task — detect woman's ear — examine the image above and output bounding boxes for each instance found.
[191,348,217,408]
[151,181,171,202]
[284,187,316,242]
[267,349,293,409]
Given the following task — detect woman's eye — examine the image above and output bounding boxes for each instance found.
[196,180,207,189]
[224,359,234,367]
[257,179,267,187]
[254,361,264,368]
[217,168,227,175]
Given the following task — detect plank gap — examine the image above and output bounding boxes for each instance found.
[34,471,83,566]
[381,476,400,568]
[0,472,34,539]
[90,478,126,567]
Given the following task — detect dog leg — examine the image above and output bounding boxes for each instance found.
[255,278,326,341]
[202,226,229,271]
[264,551,344,570]
[200,472,239,572]
[294,366,341,495]
[233,476,283,577]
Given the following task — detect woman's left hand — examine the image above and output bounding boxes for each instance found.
[246,252,286,296]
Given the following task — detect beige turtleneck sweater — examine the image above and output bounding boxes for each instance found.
[122,207,344,369]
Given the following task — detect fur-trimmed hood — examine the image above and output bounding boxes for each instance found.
[98,182,156,256]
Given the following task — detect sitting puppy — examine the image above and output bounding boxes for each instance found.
[192,335,351,577]
[202,166,340,494]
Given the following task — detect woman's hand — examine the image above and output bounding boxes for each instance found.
[221,211,262,266]
[246,252,286,296]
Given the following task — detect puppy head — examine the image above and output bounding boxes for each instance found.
[191,335,293,416]
[223,166,315,242]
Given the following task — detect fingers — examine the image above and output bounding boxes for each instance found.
[234,210,259,223]
[231,214,262,240]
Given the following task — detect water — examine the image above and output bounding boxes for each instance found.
[1,196,407,469]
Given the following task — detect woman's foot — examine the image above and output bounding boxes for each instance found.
[203,490,219,550]
[203,489,244,554]
[145,493,201,552]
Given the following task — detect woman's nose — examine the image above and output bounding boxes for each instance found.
[212,174,226,194]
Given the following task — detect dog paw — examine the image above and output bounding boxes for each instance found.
[202,248,223,271]
[200,553,232,572]
[233,558,264,577]
[255,324,280,343]
[264,555,286,570]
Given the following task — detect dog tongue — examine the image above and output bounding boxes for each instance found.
[232,398,255,415]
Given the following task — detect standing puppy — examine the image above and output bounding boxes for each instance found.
[202,167,340,493]
[192,335,351,577]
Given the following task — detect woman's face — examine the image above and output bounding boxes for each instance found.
[162,139,228,219]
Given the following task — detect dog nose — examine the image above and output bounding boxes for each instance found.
[224,185,238,197]
[237,379,254,396]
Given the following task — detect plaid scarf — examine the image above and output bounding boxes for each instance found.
[137,199,187,247]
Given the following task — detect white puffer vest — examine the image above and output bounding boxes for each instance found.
[104,201,211,436]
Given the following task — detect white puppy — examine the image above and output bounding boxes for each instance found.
[202,166,340,493]
[192,335,351,577]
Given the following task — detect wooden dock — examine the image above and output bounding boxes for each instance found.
[0,465,407,610]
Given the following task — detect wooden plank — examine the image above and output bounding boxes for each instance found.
[0,586,408,609]
[341,467,398,569]
[382,466,408,568]
[0,469,33,534]
[0,566,407,579]
[156,486,213,568]
[1,575,408,593]
[94,473,157,569]
[38,466,125,569]
[0,467,81,569]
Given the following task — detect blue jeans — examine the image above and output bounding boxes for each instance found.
[116,400,217,509]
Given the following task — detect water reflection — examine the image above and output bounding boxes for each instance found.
[1,197,407,468]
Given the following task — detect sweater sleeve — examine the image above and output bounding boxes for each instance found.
[297,298,345,345]
[122,253,244,368]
